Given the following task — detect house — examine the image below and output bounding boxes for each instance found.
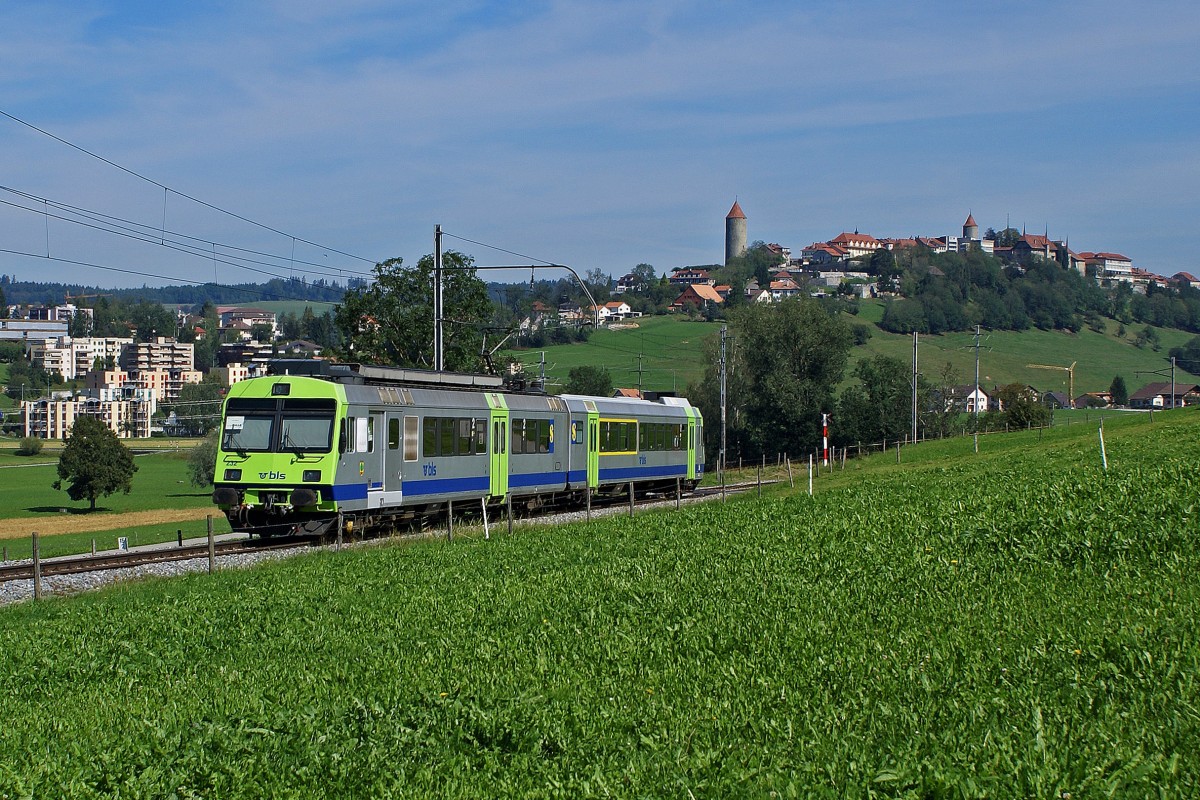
[945,385,990,414]
[614,273,642,294]
[669,283,723,311]
[1041,391,1072,409]
[601,301,632,321]
[768,277,802,301]
[668,267,713,286]
[1075,391,1112,409]
[1129,382,1200,409]
[828,232,883,258]
[1171,271,1200,290]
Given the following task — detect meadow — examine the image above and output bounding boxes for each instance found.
[1,408,1196,796]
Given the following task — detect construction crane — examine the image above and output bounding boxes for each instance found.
[1027,361,1077,405]
[64,292,112,304]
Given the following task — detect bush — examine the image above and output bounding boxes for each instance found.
[15,436,43,456]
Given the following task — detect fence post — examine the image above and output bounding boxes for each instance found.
[177,529,183,547]
[628,482,635,517]
[676,477,681,510]
[2,546,6,563]
[786,457,794,489]
[586,487,592,521]
[808,454,813,496]
[507,492,513,535]
[757,463,762,497]
[206,515,215,574]
[447,499,454,542]
[32,532,42,601]
[336,511,343,551]
[91,538,96,556]
[481,497,490,541]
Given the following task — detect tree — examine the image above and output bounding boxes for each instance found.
[165,379,225,435]
[52,416,138,511]
[631,263,657,290]
[564,365,612,397]
[694,297,851,462]
[836,354,912,446]
[335,252,492,371]
[188,430,219,487]
[1109,375,1129,407]
[996,383,1051,429]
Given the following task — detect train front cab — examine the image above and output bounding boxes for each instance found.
[212,376,344,534]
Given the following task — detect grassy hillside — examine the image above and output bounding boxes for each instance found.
[852,300,1199,395]
[503,316,719,393]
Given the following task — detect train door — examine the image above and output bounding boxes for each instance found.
[381,412,405,506]
[685,408,698,481]
[364,411,385,508]
[487,393,509,498]
[585,402,599,489]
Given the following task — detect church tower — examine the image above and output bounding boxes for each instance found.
[725,201,747,265]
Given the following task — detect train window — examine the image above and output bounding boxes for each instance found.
[388,418,400,450]
[404,416,419,461]
[475,418,487,454]
[366,416,375,453]
[537,419,550,454]
[280,415,333,452]
[457,418,475,455]
[338,419,349,454]
[510,419,525,455]
[423,417,437,458]
[344,416,357,453]
[439,417,456,456]
[356,417,370,453]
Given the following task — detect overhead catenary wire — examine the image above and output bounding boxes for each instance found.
[0,107,377,266]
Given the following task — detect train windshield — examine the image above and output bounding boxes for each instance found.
[222,398,335,454]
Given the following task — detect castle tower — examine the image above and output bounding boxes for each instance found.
[725,201,747,265]
[963,212,979,240]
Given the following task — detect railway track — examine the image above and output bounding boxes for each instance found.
[0,536,310,583]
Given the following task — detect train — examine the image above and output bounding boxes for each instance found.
[211,359,704,537]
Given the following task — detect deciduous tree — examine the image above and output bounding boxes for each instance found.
[52,416,138,511]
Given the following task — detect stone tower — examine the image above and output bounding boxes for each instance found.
[725,201,747,265]
[963,212,979,240]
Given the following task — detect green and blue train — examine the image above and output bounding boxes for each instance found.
[211,360,704,536]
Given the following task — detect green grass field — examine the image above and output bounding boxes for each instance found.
[1,410,1196,795]
[503,315,719,393]
[0,451,211,521]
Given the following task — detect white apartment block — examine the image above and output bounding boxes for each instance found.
[28,336,132,380]
[23,394,154,439]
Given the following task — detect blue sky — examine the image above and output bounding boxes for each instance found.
[2,0,1198,290]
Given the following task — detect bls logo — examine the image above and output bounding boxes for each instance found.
[258,471,287,480]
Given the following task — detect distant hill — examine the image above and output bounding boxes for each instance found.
[0,276,349,309]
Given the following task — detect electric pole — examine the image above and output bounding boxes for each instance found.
[720,325,728,499]
[434,224,444,372]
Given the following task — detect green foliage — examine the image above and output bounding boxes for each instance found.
[564,365,612,396]
[51,416,138,510]
[694,297,851,462]
[15,436,43,456]
[188,430,219,487]
[335,252,491,371]
[1109,375,1129,406]
[996,382,1052,429]
[164,379,224,436]
[836,354,915,445]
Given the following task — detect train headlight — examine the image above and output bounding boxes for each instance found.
[303,470,321,482]
[224,469,242,480]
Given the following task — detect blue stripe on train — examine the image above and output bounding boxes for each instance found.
[599,464,688,481]
[328,483,368,501]
[402,476,490,496]
[509,471,567,489]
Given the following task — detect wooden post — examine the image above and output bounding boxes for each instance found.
[2,545,7,563]
[91,538,96,556]
[896,440,901,464]
[506,493,513,535]
[32,532,42,601]
[628,482,635,517]
[808,454,813,496]
[206,515,215,574]
[786,456,794,489]
[481,497,489,541]
[336,511,343,551]
[177,529,183,547]
[675,477,681,510]
[586,486,592,521]
[757,464,762,497]
[447,499,454,542]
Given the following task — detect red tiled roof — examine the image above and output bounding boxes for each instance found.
[964,213,977,227]
[727,201,746,219]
